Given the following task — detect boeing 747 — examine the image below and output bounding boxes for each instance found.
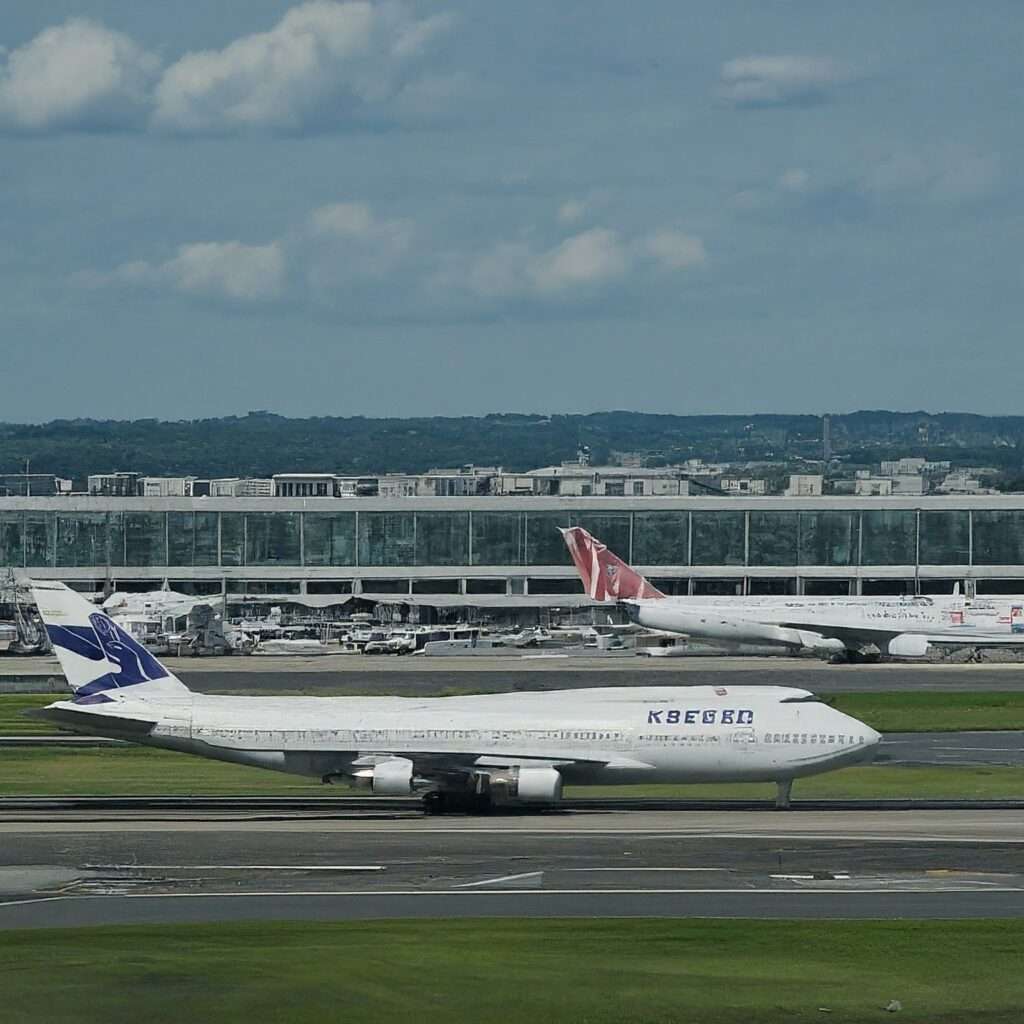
[30,579,879,810]
[562,526,1024,661]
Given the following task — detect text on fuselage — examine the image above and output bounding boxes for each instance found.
[646,708,754,725]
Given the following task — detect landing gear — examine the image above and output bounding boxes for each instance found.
[422,791,494,816]
[829,648,881,665]
[775,779,793,810]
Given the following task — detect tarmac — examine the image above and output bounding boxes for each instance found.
[1,807,1022,928]
[6,653,1024,694]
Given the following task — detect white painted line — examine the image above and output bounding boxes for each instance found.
[2,887,1023,904]
[934,747,1019,752]
[453,871,544,889]
[566,867,728,873]
[0,896,69,909]
[84,865,386,872]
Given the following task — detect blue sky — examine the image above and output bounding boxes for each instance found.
[3,1,1021,421]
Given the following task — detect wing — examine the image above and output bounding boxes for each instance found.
[779,619,1024,653]
[351,747,655,778]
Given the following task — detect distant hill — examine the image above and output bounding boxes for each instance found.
[0,410,1022,484]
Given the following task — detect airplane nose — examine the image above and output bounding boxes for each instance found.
[860,726,882,761]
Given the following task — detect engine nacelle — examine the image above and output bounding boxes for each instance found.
[485,766,563,804]
[516,766,563,803]
[351,757,414,795]
[887,633,930,658]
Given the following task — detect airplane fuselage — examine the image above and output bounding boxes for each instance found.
[50,685,880,791]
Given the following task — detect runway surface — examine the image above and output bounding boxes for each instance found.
[2,807,1022,928]
[7,654,1024,695]
[180,660,1024,695]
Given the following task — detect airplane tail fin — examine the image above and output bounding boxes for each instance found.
[29,580,191,703]
[559,527,665,601]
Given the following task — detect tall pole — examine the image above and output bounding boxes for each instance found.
[23,458,30,498]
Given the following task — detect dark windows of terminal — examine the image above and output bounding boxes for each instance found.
[1,507,1022,572]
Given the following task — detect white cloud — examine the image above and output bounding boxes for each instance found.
[642,229,707,270]
[304,201,414,285]
[719,56,850,107]
[309,201,412,251]
[455,225,705,300]
[529,228,628,293]
[862,148,999,202]
[152,1,453,134]
[168,242,286,300]
[558,199,588,225]
[0,18,159,130]
[86,241,286,302]
[778,168,810,192]
[79,203,705,310]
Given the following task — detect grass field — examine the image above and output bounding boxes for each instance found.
[5,690,1024,736]
[2,919,1022,1024]
[0,745,1020,798]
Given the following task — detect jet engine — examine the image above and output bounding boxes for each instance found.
[484,765,564,804]
[887,633,930,658]
[350,757,414,795]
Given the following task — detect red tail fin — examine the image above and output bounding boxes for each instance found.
[560,527,665,601]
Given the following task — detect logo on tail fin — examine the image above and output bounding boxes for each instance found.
[561,526,665,601]
[46,612,169,696]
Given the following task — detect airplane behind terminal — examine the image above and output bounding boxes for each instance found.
[29,579,879,810]
[561,526,1024,661]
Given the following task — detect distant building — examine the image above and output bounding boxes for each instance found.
[854,477,893,497]
[880,457,927,476]
[0,474,70,497]
[142,476,196,497]
[855,474,926,496]
[419,466,500,497]
[524,464,695,497]
[784,474,823,497]
[209,478,274,498]
[273,473,340,498]
[937,470,996,495]
[720,477,768,497]
[87,472,142,497]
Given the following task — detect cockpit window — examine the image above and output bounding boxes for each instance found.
[780,694,824,704]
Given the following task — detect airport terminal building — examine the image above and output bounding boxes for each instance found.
[2,495,1024,619]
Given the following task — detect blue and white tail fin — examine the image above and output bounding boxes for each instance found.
[30,580,190,703]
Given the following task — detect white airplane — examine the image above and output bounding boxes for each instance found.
[561,526,1024,661]
[30,579,879,810]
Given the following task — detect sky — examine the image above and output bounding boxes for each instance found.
[2,1,1022,421]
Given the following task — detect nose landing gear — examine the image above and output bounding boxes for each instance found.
[775,779,793,809]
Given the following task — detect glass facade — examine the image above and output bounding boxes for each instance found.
[748,511,798,567]
[167,511,219,567]
[526,511,571,566]
[0,506,1022,574]
[244,512,301,566]
[471,511,525,566]
[973,511,1024,566]
[415,511,469,566]
[633,511,688,566]
[919,510,970,565]
[358,512,415,567]
[798,511,855,566]
[303,512,356,567]
[861,510,917,565]
[692,511,745,566]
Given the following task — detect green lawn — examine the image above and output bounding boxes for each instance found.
[2,919,1022,1024]
[830,691,1024,733]
[0,745,1021,799]
[6,690,1024,736]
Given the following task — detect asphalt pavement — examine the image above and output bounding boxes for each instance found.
[1,807,1022,927]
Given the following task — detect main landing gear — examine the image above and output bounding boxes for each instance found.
[775,779,793,810]
[423,791,494,816]
[829,649,881,664]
